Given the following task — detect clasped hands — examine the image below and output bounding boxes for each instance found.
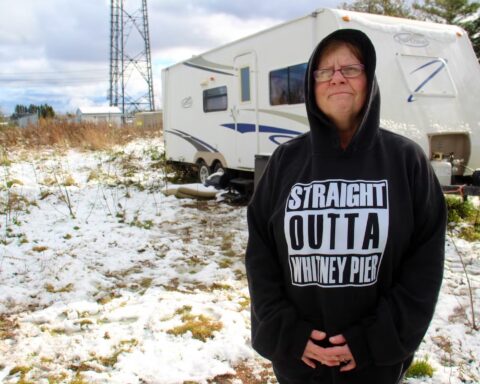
[302,330,356,372]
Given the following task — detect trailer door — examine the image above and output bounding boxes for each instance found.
[233,52,257,171]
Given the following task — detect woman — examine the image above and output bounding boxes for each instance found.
[245,29,446,384]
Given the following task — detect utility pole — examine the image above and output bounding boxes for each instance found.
[109,0,155,120]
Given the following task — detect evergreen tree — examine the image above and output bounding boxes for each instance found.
[14,104,28,117]
[28,104,38,114]
[12,103,56,119]
[39,104,55,119]
[462,12,480,60]
[341,0,413,18]
[413,0,478,24]
[413,0,480,61]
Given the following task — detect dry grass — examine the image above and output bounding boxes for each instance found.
[167,306,223,342]
[0,315,18,340]
[208,362,275,384]
[0,118,161,150]
[167,314,223,341]
[45,283,75,294]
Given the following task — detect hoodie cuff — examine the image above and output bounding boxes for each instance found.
[289,320,314,359]
[343,324,373,370]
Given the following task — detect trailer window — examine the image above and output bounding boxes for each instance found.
[240,67,251,102]
[397,54,456,100]
[203,86,228,112]
[270,63,307,105]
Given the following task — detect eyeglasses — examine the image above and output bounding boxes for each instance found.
[313,64,365,83]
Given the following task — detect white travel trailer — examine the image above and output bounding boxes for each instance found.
[162,8,480,189]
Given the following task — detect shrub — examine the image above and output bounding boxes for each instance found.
[445,195,477,223]
[445,195,480,241]
[406,359,434,378]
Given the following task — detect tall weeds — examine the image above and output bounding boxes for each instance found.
[0,118,161,150]
[450,234,478,330]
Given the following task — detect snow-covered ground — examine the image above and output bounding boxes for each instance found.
[0,139,479,384]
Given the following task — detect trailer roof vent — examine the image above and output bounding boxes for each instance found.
[342,15,351,22]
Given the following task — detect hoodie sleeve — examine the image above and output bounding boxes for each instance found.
[246,148,314,361]
[343,148,447,369]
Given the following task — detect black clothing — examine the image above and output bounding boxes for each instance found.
[246,29,446,384]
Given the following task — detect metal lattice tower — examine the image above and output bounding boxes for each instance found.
[109,0,155,118]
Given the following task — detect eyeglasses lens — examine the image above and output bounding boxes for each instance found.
[314,65,364,82]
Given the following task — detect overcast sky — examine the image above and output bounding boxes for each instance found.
[0,0,346,115]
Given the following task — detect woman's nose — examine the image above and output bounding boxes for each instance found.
[330,68,346,83]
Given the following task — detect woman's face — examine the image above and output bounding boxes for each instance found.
[315,44,367,131]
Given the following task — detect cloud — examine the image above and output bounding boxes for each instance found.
[0,0,343,114]
[0,0,109,63]
[149,0,340,20]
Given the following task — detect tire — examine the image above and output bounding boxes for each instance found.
[213,161,225,175]
[197,160,210,184]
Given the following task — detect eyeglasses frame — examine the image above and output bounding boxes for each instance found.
[313,64,365,83]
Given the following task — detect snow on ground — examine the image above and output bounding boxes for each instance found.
[0,139,479,384]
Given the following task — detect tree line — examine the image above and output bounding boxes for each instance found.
[11,104,55,119]
[342,0,480,61]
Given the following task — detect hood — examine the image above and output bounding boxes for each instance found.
[305,28,381,155]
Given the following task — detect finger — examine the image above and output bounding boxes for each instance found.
[303,351,321,362]
[322,345,349,357]
[310,330,326,341]
[304,340,325,360]
[320,354,342,366]
[340,360,356,372]
[304,348,337,366]
[322,358,341,367]
[302,356,316,369]
[329,334,346,345]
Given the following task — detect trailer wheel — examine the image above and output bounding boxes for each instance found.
[197,160,210,184]
[213,161,225,175]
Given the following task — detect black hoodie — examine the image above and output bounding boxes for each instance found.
[246,29,446,384]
